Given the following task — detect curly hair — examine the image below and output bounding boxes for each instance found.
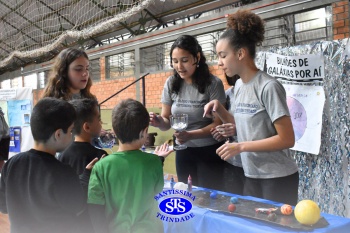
[42,48,96,101]
[169,35,212,94]
[221,10,265,58]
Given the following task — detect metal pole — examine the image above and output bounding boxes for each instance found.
[142,76,146,107]
[99,73,149,106]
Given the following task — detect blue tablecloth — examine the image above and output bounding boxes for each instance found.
[162,188,350,233]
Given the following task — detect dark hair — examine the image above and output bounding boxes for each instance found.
[69,98,99,135]
[42,48,96,101]
[30,97,76,142]
[112,99,149,144]
[169,35,212,94]
[220,10,265,58]
[226,74,240,86]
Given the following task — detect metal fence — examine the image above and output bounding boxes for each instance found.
[0,5,336,87]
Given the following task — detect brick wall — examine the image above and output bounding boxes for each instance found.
[333,0,350,40]
[87,64,228,110]
[91,77,137,109]
[143,71,170,108]
[91,55,140,109]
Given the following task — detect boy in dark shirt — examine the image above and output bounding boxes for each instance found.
[59,98,106,233]
[59,98,107,180]
[0,97,95,233]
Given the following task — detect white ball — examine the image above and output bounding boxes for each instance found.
[174,182,188,191]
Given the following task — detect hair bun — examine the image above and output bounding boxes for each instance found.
[227,10,265,46]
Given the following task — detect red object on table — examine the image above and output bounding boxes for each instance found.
[228,204,236,212]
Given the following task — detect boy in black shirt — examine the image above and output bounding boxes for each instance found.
[59,98,106,233]
[0,97,95,233]
[59,98,107,180]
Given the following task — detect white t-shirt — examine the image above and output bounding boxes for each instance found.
[233,71,298,179]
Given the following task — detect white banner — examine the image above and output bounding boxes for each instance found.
[266,53,324,81]
[0,89,16,100]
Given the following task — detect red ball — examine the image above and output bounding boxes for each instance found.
[228,204,236,212]
[280,204,293,215]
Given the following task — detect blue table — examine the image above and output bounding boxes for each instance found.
[162,188,350,233]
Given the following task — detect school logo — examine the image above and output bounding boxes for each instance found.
[154,189,196,222]
[159,197,192,215]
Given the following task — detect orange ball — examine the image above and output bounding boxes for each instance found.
[281,204,293,215]
[228,204,236,212]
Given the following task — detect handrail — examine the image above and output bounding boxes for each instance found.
[98,73,149,107]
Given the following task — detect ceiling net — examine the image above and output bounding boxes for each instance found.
[0,0,177,72]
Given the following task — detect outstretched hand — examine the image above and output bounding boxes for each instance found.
[85,154,106,170]
[154,143,174,158]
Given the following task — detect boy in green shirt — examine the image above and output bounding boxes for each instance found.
[88,99,164,233]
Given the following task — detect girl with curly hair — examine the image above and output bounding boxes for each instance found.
[204,10,299,205]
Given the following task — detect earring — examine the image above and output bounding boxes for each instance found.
[196,64,199,68]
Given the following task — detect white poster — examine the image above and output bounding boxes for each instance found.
[266,53,324,81]
[7,99,32,127]
[283,84,325,155]
[0,87,34,158]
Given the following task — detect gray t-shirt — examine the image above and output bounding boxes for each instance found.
[233,71,298,179]
[161,75,226,147]
[225,87,242,168]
